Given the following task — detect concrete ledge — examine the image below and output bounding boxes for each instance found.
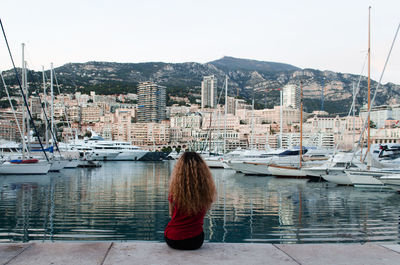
[0,242,399,265]
[275,243,400,265]
[103,243,296,265]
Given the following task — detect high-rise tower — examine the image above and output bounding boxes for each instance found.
[137,81,166,122]
[201,75,217,109]
[282,84,300,109]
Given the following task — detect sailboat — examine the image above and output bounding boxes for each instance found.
[345,7,400,188]
[45,63,68,171]
[0,42,51,175]
[266,81,318,179]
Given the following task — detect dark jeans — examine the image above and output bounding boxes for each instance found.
[165,232,204,250]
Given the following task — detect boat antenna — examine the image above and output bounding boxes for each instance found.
[0,19,49,161]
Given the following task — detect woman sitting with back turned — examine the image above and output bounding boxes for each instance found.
[164,152,217,250]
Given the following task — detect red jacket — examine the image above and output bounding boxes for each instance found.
[164,196,206,240]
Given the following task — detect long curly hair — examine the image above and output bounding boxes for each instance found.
[169,152,217,216]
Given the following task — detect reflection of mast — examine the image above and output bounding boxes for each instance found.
[22,185,31,242]
[296,188,303,243]
[49,179,55,241]
[249,191,253,240]
[222,170,227,242]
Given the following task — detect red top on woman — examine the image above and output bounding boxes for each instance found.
[164,196,206,240]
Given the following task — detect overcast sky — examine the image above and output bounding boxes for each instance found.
[1,0,399,84]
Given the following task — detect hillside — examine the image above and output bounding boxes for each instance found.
[1,57,399,115]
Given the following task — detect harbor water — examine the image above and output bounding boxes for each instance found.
[0,161,399,244]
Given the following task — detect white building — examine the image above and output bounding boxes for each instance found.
[283,84,300,109]
[281,132,335,149]
[360,105,399,129]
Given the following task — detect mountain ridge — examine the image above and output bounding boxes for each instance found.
[1,56,399,115]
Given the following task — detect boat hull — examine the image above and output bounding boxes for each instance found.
[268,164,308,178]
[380,175,400,192]
[110,150,148,161]
[202,154,225,168]
[86,151,120,161]
[64,159,80,168]
[0,161,51,175]
[226,160,266,174]
[49,160,68,171]
[346,170,390,189]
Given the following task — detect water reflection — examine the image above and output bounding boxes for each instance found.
[0,161,399,244]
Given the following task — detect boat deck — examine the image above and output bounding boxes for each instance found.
[1,242,399,265]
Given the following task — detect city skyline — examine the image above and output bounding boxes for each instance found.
[0,0,399,84]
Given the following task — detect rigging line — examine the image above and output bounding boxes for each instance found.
[0,19,49,161]
[355,22,400,164]
[30,68,63,156]
[0,71,25,145]
[52,68,74,140]
[331,52,368,166]
[202,77,227,153]
[333,52,367,151]
[23,65,62,157]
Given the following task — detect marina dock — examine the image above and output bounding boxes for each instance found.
[1,242,399,265]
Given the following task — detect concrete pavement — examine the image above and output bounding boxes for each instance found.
[1,242,399,265]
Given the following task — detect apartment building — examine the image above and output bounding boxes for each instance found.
[283,84,300,109]
[201,75,217,109]
[81,105,103,123]
[130,122,170,146]
[137,81,166,123]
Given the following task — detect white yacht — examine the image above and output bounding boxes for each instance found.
[345,169,393,189]
[265,148,332,178]
[203,154,225,168]
[303,152,366,185]
[225,148,331,176]
[223,149,278,174]
[325,145,400,187]
[62,131,148,161]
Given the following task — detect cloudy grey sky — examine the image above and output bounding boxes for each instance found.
[1,0,399,84]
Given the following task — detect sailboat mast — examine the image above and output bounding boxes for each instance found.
[280,89,283,148]
[299,81,303,168]
[51,63,54,147]
[250,99,254,149]
[21,43,26,158]
[224,75,228,154]
[209,112,212,153]
[352,82,356,148]
[25,60,31,157]
[42,66,49,148]
[367,6,371,158]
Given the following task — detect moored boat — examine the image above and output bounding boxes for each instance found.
[346,169,394,189]
[379,174,400,192]
[0,160,51,175]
